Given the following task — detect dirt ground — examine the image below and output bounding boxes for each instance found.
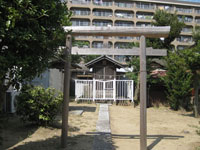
[1,102,200,150]
[110,105,200,150]
[0,102,99,150]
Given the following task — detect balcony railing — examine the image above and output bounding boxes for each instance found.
[157,5,173,11]
[93,10,113,17]
[176,7,193,13]
[72,10,90,16]
[136,2,154,10]
[93,20,113,26]
[70,0,91,5]
[93,0,112,6]
[195,9,200,14]
[177,36,193,43]
[181,27,192,33]
[115,21,134,27]
[115,2,133,8]
[71,19,90,26]
[196,19,200,24]
[115,12,134,19]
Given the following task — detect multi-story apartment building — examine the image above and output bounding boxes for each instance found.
[67,0,200,62]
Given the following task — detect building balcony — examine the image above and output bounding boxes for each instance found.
[115,10,134,19]
[115,2,134,8]
[93,0,112,7]
[177,35,193,44]
[71,19,90,26]
[136,2,155,10]
[92,19,113,26]
[69,0,91,5]
[71,8,91,16]
[93,9,113,18]
[176,7,193,14]
[114,21,134,27]
[156,5,174,12]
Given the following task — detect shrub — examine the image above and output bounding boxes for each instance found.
[163,52,192,111]
[16,85,63,126]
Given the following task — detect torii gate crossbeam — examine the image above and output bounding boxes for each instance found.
[61,26,170,150]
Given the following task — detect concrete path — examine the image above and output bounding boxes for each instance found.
[93,104,113,150]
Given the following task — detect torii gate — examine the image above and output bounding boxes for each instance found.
[61,26,170,150]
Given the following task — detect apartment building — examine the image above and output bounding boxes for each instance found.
[67,0,200,62]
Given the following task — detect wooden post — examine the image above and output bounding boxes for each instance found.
[61,34,72,148]
[140,35,147,150]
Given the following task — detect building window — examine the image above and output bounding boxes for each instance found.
[177,45,188,50]
[92,41,112,48]
[136,2,154,10]
[195,8,200,14]
[71,19,90,26]
[70,0,91,5]
[115,1,133,8]
[177,35,193,43]
[71,8,90,16]
[178,15,193,23]
[136,12,154,20]
[93,9,113,17]
[93,0,112,6]
[156,5,173,11]
[115,10,134,19]
[115,21,134,27]
[115,36,133,40]
[73,41,90,48]
[114,42,134,49]
[181,26,193,33]
[176,6,193,13]
[93,20,112,26]
[195,17,200,24]
[136,22,152,27]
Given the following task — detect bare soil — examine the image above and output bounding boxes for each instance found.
[110,105,200,150]
[0,102,99,150]
[1,102,200,150]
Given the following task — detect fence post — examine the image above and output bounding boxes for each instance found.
[132,80,134,102]
[113,79,116,101]
[93,79,96,102]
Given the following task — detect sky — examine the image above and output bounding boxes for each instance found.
[178,0,200,3]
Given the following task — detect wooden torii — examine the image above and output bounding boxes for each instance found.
[61,26,170,150]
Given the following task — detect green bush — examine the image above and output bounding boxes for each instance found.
[163,52,192,111]
[16,85,63,126]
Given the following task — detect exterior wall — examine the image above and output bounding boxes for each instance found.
[31,70,50,88]
[91,60,117,80]
[68,0,200,54]
[49,69,64,92]
[31,69,64,92]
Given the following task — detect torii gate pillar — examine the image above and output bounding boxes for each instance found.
[140,36,147,150]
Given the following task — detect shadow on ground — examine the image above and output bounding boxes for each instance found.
[111,134,184,150]
[69,106,96,112]
[0,114,38,150]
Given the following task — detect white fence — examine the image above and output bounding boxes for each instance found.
[75,79,134,102]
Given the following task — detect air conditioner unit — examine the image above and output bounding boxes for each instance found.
[5,91,19,113]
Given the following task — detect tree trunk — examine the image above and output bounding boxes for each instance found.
[193,73,200,118]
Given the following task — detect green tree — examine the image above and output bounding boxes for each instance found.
[0,0,70,111]
[181,42,200,117]
[163,51,192,110]
[148,10,185,50]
